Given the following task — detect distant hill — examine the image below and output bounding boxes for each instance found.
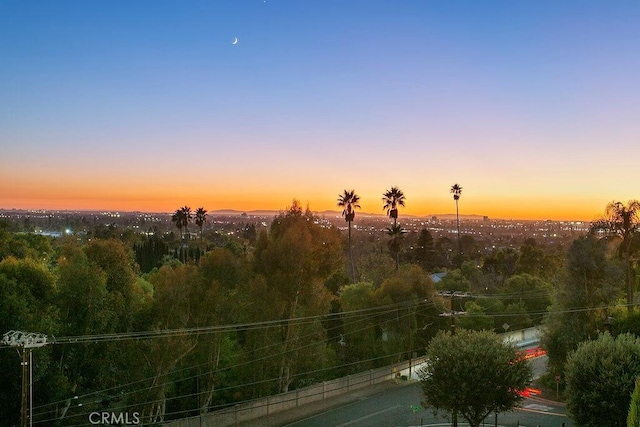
[207,209,487,220]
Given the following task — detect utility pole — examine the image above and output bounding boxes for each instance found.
[436,291,471,427]
[436,291,471,334]
[2,331,49,427]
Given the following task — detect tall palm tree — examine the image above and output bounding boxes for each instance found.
[337,189,361,282]
[382,186,406,227]
[171,208,186,241]
[451,183,463,262]
[591,200,640,313]
[195,207,208,246]
[171,207,186,262]
[179,205,193,243]
[171,206,192,262]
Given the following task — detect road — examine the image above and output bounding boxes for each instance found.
[283,355,573,427]
[284,381,572,427]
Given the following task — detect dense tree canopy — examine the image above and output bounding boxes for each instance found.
[629,378,640,427]
[6,198,638,426]
[543,235,624,375]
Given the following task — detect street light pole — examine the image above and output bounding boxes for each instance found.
[2,331,49,427]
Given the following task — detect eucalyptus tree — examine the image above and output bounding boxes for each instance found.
[253,200,343,393]
[450,183,463,261]
[337,189,361,282]
[591,200,640,313]
[382,186,405,227]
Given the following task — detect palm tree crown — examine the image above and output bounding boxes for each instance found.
[180,205,193,232]
[382,186,406,222]
[171,208,185,234]
[337,190,361,222]
[451,183,462,201]
[195,207,207,229]
[172,206,192,240]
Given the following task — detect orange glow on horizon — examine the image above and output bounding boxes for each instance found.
[0,170,622,221]
[0,190,607,222]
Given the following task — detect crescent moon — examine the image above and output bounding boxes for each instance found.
[232,37,238,45]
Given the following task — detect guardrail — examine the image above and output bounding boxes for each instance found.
[164,327,540,427]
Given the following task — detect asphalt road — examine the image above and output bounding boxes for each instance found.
[283,381,573,427]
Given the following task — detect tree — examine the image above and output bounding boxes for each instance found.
[374,265,439,359]
[180,205,193,242]
[451,183,463,264]
[543,235,624,375]
[382,186,405,227]
[565,332,640,427]
[591,200,640,313]
[628,377,640,427]
[434,236,456,269]
[413,228,436,271]
[171,208,186,241]
[500,273,553,324]
[253,200,343,393]
[419,329,532,427]
[387,223,406,271]
[357,251,395,287]
[515,238,546,277]
[482,248,519,287]
[337,189,361,283]
[84,238,140,330]
[195,207,208,246]
[437,269,470,293]
[338,281,381,371]
[0,257,59,425]
[171,206,193,261]
[457,301,494,331]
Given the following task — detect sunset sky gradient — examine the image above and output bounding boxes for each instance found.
[2,1,640,220]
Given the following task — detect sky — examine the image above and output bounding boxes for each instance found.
[2,1,640,221]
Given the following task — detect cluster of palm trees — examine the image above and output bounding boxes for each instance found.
[171,205,208,245]
[338,184,463,281]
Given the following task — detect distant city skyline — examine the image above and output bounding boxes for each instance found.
[2,1,639,221]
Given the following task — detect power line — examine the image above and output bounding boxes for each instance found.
[30,299,438,422]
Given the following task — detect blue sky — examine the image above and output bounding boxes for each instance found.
[2,1,640,219]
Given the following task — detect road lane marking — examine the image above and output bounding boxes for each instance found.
[335,405,402,426]
[524,403,552,411]
[518,407,568,417]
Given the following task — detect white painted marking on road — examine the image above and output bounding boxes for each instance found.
[518,406,567,417]
[335,404,401,426]
[524,403,552,412]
